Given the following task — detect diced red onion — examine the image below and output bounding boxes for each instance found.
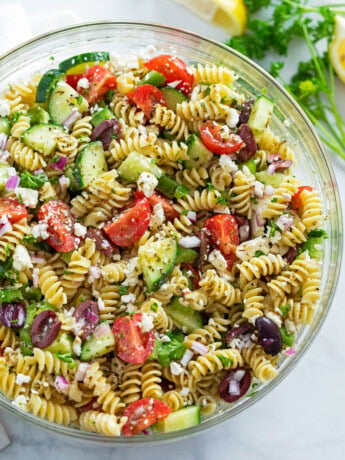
[178,236,201,248]
[254,181,265,198]
[186,211,197,222]
[276,214,293,232]
[5,175,19,190]
[31,256,45,264]
[0,133,8,150]
[94,322,109,338]
[32,268,39,288]
[285,347,296,356]
[233,369,246,382]
[62,109,82,130]
[191,341,209,356]
[76,363,90,381]
[0,217,12,237]
[50,156,67,171]
[88,265,101,281]
[59,175,70,191]
[239,225,250,242]
[85,311,98,323]
[180,349,194,366]
[267,160,292,175]
[228,379,241,396]
[0,150,10,162]
[267,154,281,163]
[33,169,45,176]
[267,164,276,176]
[54,375,69,394]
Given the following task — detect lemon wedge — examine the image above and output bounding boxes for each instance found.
[174,0,247,36]
[329,15,345,84]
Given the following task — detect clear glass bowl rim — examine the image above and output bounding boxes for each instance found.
[0,20,342,445]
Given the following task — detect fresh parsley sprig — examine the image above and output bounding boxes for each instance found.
[227,0,345,160]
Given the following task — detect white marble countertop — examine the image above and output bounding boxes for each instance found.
[1,1,345,459]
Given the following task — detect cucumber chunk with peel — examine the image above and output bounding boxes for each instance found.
[153,406,201,433]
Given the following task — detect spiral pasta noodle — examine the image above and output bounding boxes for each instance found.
[192,64,236,85]
[80,411,127,436]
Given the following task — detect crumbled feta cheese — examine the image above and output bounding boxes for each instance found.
[159,334,171,343]
[214,206,231,214]
[13,245,33,271]
[15,187,38,208]
[137,45,157,60]
[88,266,101,284]
[140,313,154,333]
[236,237,269,261]
[170,361,184,376]
[226,108,240,128]
[208,249,227,273]
[97,298,105,311]
[15,373,31,385]
[12,395,28,410]
[121,293,136,304]
[167,80,182,88]
[284,319,296,334]
[73,337,82,356]
[32,267,39,289]
[150,203,165,229]
[266,311,282,328]
[254,181,265,198]
[74,223,87,237]
[126,303,137,314]
[219,154,238,173]
[123,257,141,287]
[110,52,140,71]
[31,222,49,240]
[0,98,10,117]
[137,172,158,197]
[179,387,190,397]
[77,77,90,89]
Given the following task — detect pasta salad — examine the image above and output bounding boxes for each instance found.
[0,49,325,436]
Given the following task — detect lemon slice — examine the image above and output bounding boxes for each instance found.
[329,15,345,84]
[174,0,247,36]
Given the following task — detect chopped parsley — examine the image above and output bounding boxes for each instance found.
[150,330,186,367]
[279,304,291,318]
[20,170,47,190]
[119,286,128,296]
[254,250,265,257]
[218,355,232,368]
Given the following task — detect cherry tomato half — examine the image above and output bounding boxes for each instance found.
[104,197,151,247]
[203,214,239,269]
[38,200,79,253]
[112,313,155,364]
[66,74,83,90]
[200,121,244,155]
[291,186,313,213]
[127,84,166,118]
[135,190,179,221]
[0,197,28,224]
[81,65,117,104]
[145,54,194,95]
[122,398,172,436]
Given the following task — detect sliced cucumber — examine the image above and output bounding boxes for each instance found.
[184,134,213,170]
[139,71,166,87]
[0,163,15,191]
[139,237,177,292]
[45,332,73,354]
[48,80,88,125]
[28,104,50,125]
[74,141,107,189]
[36,69,64,103]
[91,107,115,127]
[157,175,190,200]
[175,246,199,265]
[300,229,327,260]
[164,297,203,333]
[0,116,11,135]
[118,151,164,182]
[22,123,64,156]
[255,171,285,188]
[160,87,187,111]
[59,51,110,74]
[248,96,275,141]
[80,322,115,361]
[241,159,257,174]
[153,406,201,433]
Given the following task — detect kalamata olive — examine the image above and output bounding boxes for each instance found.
[286,246,299,264]
[197,228,210,271]
[80,397,100,412]
[226,323,254,345]
[91,119,122,149]
[255,317,282,356]
[237,124,257,162]
[86,228,119,257]
[218,367,252,402]
[73,300,99,340]
[30,310,61,349]
[0,303,26,328]
[239,100,254,125]
[160,378,175,393]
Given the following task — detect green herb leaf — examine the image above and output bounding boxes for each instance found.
[0,288,23,303]
[218,354,232,368]
[279,304,291,318]
[20,171,47,190]
[254,250,266,257]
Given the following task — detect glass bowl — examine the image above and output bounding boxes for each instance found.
[0,22,342,444]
